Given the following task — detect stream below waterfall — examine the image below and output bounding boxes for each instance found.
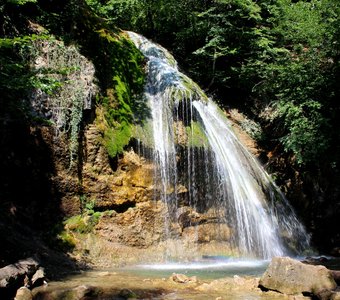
[33,256,340,300]
[31,261,282,300]
[31,256,340,300]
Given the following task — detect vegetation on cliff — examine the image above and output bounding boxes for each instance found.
[85,0,340,253]
[0,0,339,261]
[0,0,146,267]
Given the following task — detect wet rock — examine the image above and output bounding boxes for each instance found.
[74,285,99,299]
[182,223,231,243]
[302,256,330,265]
[34,285,100,300]
[170,273,188,283]
[83,148,155,212]
[170,273,198,284]
[14,287,32,300]
[196,276,258,292]
[119,288,137,299]
[259,257,337,296]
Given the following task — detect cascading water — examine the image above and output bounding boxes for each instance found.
[127,31,310,259]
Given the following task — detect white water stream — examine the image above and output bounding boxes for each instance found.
[127,31,310,259]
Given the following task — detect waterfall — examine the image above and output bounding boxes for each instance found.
[127,31,310,259]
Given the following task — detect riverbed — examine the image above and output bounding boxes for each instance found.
[32,259,291,300]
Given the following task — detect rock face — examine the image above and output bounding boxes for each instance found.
[259,257,337,296]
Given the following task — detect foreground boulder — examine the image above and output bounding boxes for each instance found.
[259,257,337,297]
[0,258,45,298]
[14,287,33,300]
[33,285,100,300]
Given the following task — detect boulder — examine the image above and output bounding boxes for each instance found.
[331,270,340,285]
[170,273,198,284]
[259,257,337,296]
[33,285,100,300]
[74,285,99,299]
[0,258,39,289]
[14,287,33,300]
[331,290,340,300]
[31,267,46,288]
[118,288,137,299]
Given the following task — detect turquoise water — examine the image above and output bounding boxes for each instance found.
[34,257,339,299]
[122,258,270,280]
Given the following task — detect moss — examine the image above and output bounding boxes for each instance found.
[180,75,209,103]
[57,231,76,251]
[87,30,147,158]
[44,222,77,252]
[65,215,87,232]
[28,1,148,158]
[104,122,132,157]
[186,121,209,148]
[64,212,102,234]
[132,120,154,148]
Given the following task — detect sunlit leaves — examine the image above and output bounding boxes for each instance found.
[84,0,338,166]
[6,0,37,5]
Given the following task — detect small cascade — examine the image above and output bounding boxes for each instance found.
[127,31,310,259]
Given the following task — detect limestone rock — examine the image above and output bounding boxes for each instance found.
[0,258,39,288]
[182,223,231,243]
[331,290,340,300]
[259,257,337,296]
[195,276,258,292]
[331,270,340,285]
[14,287,32,300]
[170,273,198,284]
[95,201,165,248]
[31,267,45,288]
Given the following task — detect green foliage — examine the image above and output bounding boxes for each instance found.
[1,0,147,162]
[0,33,92,166]
[270,0,327,48]
[91,0,337,167]
[64,212,102,234]
[276,101,329,164]
[239,116,264,142]
[91,31,146,157]
[241,0,337,165]
[6,0,37,5]
[104,122,132,157]
[0,34,57,99]
[44,222,76,252]
[56,231,76,251]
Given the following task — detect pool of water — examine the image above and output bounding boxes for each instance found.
[33,256,339,300]
[123,258,270,279]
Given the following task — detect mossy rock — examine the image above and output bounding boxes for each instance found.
[64,212,102,234]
